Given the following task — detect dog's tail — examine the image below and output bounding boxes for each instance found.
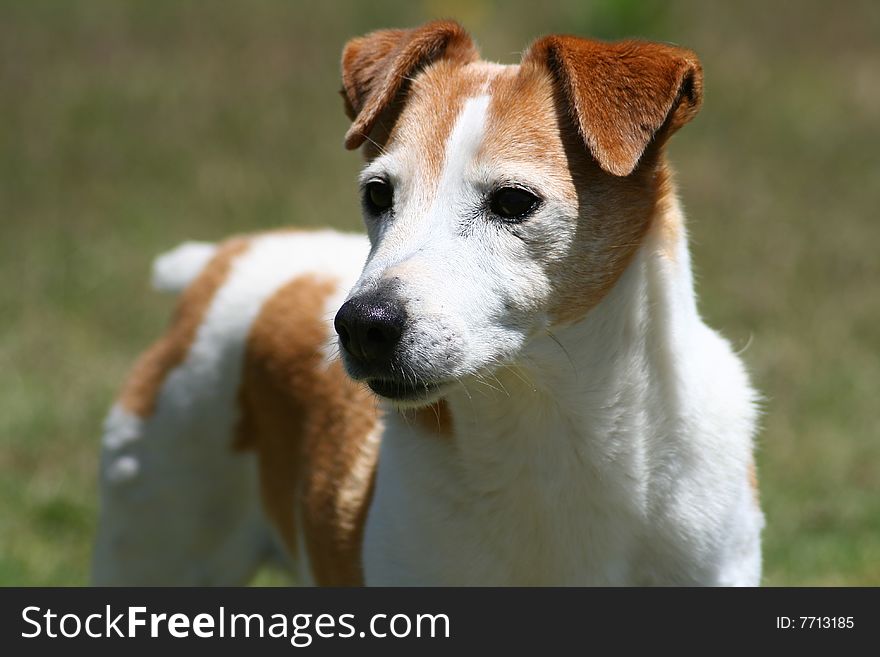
[150,241,217,294]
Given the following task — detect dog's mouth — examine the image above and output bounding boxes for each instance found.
[366,378,449,403]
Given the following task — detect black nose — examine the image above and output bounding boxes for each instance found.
[334,294,406,366]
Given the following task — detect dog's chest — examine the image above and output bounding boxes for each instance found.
[362,404,671,585]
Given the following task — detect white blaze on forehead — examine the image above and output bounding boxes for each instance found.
[436,94,491,203]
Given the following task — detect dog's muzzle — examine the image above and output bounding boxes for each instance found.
[335,289,454,403]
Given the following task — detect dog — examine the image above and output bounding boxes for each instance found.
[93,21,764,586]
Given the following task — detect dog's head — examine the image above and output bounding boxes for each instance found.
[334,21,702,405]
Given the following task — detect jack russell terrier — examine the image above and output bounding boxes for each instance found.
[94,21,764,586]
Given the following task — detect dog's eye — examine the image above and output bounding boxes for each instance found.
[363,180,394,215]
[489,187,540,221]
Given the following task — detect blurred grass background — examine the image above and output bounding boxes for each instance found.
[1,0,878,586]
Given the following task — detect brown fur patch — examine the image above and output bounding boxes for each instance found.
[653,165,682,261]
[402,399,453,438]
[236,275,380,586]
[543,156,679,325]
[479,65,567,169]
[117,237,250,417]
[748,459,760,506]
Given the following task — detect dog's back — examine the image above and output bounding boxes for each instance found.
[93,230,377,585]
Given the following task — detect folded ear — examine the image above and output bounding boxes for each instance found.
[341,20,479,150]
[523,36,703,176]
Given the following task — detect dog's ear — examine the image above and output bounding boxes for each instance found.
[523,37,702,176]
[341,20,479,150]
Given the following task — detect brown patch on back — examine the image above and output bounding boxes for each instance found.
[117,237,250,417]
[236,275,380,586]
[401,399,453,438]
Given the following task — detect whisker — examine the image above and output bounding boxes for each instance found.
[545,329,578,378]
[459,379,474,404]
[399,406,412,429]
[471,374,501,397]
[505,365,533,390]
[430,402,442,433]
[358,132,389,157]
[486,371,511,397]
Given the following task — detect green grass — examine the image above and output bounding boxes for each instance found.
[1,0,878,586]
